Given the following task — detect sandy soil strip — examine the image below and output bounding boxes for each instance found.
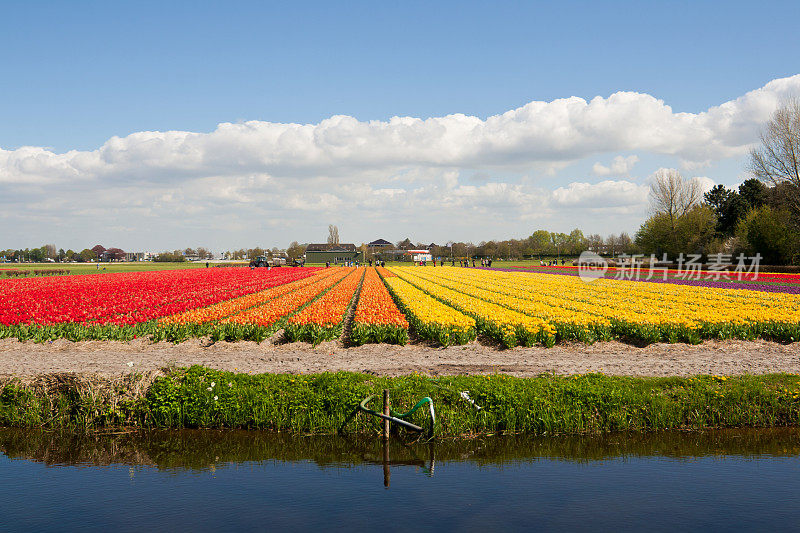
[1,337,798,378]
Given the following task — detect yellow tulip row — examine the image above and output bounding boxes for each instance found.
[388,267,556,347]
[460,268,800,328]
[381,274,477,346]
[388,266,800,344]
[406,267,611,329]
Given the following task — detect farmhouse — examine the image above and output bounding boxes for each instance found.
[305,243,363,264]
[367,238,393,249]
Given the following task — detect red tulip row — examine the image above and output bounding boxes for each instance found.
[0,267,320,327]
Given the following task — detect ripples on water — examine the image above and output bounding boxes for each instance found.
[1,428,799,532]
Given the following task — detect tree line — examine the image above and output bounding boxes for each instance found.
[635,99,800,265]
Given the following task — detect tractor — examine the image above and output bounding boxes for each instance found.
[249,255,272,268]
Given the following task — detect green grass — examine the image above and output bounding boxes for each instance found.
[2,367,799,435]
[0,262,248,277]
[349,324,409,346]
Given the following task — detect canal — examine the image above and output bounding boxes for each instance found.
[1,428,799,531]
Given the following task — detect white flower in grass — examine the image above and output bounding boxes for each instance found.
[207,387,212,391]
[214,396,218,401]
[210,382,216,388]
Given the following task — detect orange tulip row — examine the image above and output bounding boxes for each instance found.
[160,268,341,325]
[354,267,408,328]
[376,266,396,278]
[222,268,350,327]
[288,268,364,327]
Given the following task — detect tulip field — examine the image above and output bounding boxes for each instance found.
[386,266,800,347]
[1,264,799,346]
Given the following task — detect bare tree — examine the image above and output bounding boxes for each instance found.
[617,232,633,254]
[327,224,340,245]
[605,234,618,258]
[586,233,604,252]
[749,98,800,213]
[648,169,703,226]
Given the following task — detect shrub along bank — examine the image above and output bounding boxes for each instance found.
[1,367,799,435]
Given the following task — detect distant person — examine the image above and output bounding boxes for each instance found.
[206,262,209,268]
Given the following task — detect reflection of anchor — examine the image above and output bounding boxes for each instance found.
[382,440,436,488]
[406,442,436,477]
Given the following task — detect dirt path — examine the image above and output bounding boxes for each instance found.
[1,337,799,378]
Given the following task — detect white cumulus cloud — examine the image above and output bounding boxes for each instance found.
[592,155,639,177]
[551,180,649,208]
[2,74,799,187]
[1,75,798,249]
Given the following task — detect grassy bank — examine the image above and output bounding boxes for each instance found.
[1,367,799,436]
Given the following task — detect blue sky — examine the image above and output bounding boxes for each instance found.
[2,1,799,251]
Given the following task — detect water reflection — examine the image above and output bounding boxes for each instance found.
[1,427,798,474]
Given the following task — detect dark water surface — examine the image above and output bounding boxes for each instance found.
[2,428,800,532]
